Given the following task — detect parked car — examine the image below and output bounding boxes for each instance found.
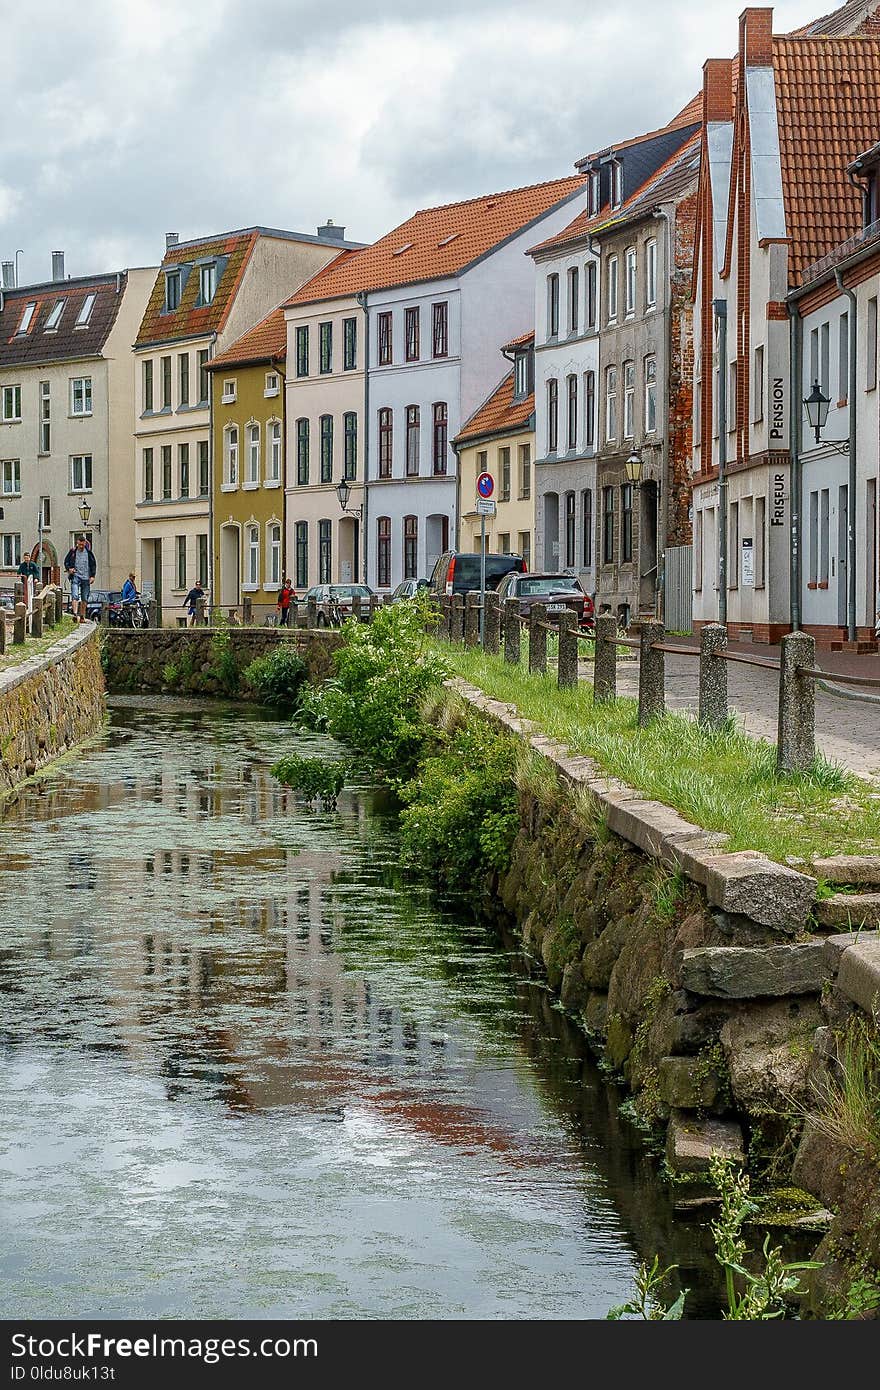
[494,571,595,629]
[84,589,122,620]
[301,583,377,625]
[428,550,526,597]
[388,578,430,603]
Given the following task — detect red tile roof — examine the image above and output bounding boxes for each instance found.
[286,176,584,307]
[206,303,287,370]
[0,274,127,367]
[455,372,534,446]
[135,232,258,346]
[773,35,880,283]
[501,329,535,352]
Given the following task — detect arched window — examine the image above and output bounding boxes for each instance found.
[320,414,333,483]
[377,516,391,588]
[246,422,260,484]
[224,424,238,485]
[246,523,259,586]
[432,403,447,475]
[296,418,309,485]
[378,408,393,477]
[318,519,332,583]
[343,412,357,479]
[404,515,418,579]
[295,521,308,588]
[406,405,420,476]
[268,523,282,586]
[266,421,281,482]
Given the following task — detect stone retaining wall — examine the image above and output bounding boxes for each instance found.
[103,627,342,696]
[450,677,880,1311]
[0,624,105,797]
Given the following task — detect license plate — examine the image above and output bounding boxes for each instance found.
[546,603,566,612]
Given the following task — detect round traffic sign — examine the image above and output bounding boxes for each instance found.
[476,472,494,499]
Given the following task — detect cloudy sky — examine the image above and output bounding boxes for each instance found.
[4,0,821,284]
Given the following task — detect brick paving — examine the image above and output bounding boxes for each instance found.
[610,639,880,781]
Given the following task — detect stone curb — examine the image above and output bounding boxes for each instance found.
[446,676,817,932]
[836,937,880,1016]
[817,677,880,708]
[0,621,97,698]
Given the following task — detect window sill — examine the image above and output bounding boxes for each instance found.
[1,420,23,426]
[264,478,282,488]
[221,397,236,405]
[67,490,93,497]
[69,412,93,420]
[263,583,281,593]
[264,389,280,398]
[242,481,259,491]
[241,584,259,593]
[221,483,238,493]
[1,492,22,499]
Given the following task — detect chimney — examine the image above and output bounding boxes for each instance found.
[318,220,345,242]
[704,58,734,122]
[51,250,65,282]
[740,7,774,66]
[1,261,14,290]
[166,232,179,251]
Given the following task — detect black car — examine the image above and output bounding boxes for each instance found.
[428,551,526,597]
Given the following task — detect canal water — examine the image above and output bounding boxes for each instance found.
[0,701,719,1319]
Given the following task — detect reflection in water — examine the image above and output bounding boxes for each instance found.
[0,700,718,1319]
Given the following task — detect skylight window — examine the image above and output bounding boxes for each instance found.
[437,233,459,247]
[45,299,65,331]
[16,302,36,334]
[75,293,96,327]
[391,242,413,257]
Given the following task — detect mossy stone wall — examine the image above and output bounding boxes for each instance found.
[103,628,342,696]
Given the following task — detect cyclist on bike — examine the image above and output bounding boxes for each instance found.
[121,573,138,605]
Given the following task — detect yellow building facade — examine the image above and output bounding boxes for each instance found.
[208,306,287,621]
[454,333,535,568]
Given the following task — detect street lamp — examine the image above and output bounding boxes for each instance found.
[625,448,644,485]
[78,496,101,533]
[803,380,831,444]
[335,479,362,517]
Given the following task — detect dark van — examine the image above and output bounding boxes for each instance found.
[428,550,526,597]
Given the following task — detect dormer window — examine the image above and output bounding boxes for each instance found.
[513,349,532,400]
[199,262,217,306]
[611,161,623,209]
[165,269,181,312]
[16,302,36,335]
[75,294,96,327]
[588,171,601,217]
[221,379,236,403]
[45,300,64,331]
[264,372,279,397]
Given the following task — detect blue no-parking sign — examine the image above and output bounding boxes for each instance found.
[476,472,494,499]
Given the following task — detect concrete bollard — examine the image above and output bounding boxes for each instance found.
[464,590,480,647]
[484,592,501,654]
[306,595,318,629]
[557,610,579,689]
[242,595,252,625]
[100,601,110,627]
[196,596,208,626]
[0,611,5,654]
[777,631,816,774]
[593,613,618,702]
[439,596,451,639]
[451,593,464,642]
[503,597,521,664]
[351,594,362,624]
[698,623,729,729]
[529,602,548,675]
[13,602,27,645]
[31,598,44,638]
[638,620,665,726]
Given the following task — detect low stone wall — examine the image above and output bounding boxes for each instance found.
[0,624,105,797]
[450,678,880,1311]
[103,627,342,696]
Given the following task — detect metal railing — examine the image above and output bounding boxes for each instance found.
[96,592,389,631]
[437,594,880,775]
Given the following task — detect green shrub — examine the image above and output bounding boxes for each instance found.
[398,715,519,897]
[209,627,239,694]
[293,592,446,780]
[272,752,350,805]
[163,660,180,688]
[244,645,307,707]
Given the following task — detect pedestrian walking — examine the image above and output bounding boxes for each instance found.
[17,551,40,608]
[183,580,206,627]
[277,578,295,627]
[63,536,96,623]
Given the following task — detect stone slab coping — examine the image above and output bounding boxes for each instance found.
[811,855,880,885]
[447,676,817,932]
[835,936,880,1016]
[815,893,880,929]
[0,621,96,699]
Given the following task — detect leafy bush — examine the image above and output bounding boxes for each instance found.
[398,714,519,896]
[293,592,446,780]
[209,626,239,694]
[272,752,350,805]
[244,645,307,707]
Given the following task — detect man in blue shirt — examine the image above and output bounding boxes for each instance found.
[63,537,96,623]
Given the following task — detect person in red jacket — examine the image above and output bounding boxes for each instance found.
[276,578,295,627]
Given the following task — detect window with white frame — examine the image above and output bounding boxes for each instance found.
[644,355,657,433]
[2,533,21,567]
[623,360,635,438]
[165,270,181,312]
[246,422,260,484]
[264,371,279,397]
[221,379,236,403]
[588,171,600,216]
[39,381,50,453]
[45,299,64,331]
[267,420,281,482]
[567,266,579,334]
[605,365,617,441]
[611,161,623,208]
[70,454,92,492]
[246,524,259,586]
[16,302,36,335]
[75,294,96,326]
[224,425,238,485]
[2,384,22,421]
[547,274,560,337]
[179,442,190,498]
[268,523,282,586]
[176,535,187,590]
[1,459,21,494]
[70,377,92,416]
[607,256,618,322]
[199,263,217,306]
[40,496,51,529]
[646,239,657,309]
[624,248,636,317]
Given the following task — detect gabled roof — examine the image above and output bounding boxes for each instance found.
[136,231,259,347]
[591,135,701,239]
[501,329,535,352]
[802,0,880,35]
[286,176,584,307]
[454,370,534,447]
[0,273,127,368]
[206,303,287,370]
[772,34,880,283]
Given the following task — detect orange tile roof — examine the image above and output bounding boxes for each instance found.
[286,176,583,307]
[455,372,534,445]
[136,232,258,346]
[207,303,287,370]
[527,207,602,258]
[773,35,880,283]
[501,328,535,352]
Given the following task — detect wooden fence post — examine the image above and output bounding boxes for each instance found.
[13,602,27,644]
